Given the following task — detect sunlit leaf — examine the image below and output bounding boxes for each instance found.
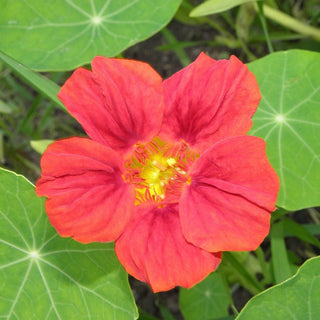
[236,256,320,320]
[190,0,258,17]
[0,168,138,319]
[248,50,320,210]
[0,0,181,71]
[30,139,54,154]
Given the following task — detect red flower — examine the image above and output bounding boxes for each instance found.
[36,53,279,292]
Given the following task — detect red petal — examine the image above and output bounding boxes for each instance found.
[160,52,261,153]
[180,136,279,252]
[115,204,221,292]
[58,57,164,154]
[36,137,135,243]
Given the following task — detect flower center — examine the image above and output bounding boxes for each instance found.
[123,137,197,205]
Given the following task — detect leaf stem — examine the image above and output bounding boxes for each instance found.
[257,4,320,41]
[0,50,66,112]
[223,252,264,293]
[257,1,274,53]
[161,28,191,67]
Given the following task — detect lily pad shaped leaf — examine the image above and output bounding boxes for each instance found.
[0,0,181,71]
[180,272,231,320]
[0,168,137,319]
[236,256,320,320]
[248,50,320,211]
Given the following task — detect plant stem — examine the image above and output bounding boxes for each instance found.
[257,1,274,53]
[257,4,320,41]
[161,28,191,67]
[0,132,5,164]
[223,252,264,293]
[181,0,236,42]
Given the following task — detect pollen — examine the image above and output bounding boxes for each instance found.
[123,137,198,205]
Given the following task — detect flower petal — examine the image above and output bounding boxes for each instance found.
[36,137,135,243]
[115,204,221,292]
[160,52,261,152]
[180,136,279,252]
[58,57,164,154]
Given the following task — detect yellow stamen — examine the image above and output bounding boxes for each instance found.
[123,137,198,204]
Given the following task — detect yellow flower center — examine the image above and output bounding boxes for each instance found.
[123,137,196,205]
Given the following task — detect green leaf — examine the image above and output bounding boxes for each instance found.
[236,256,320,320]
[30,139,54,154]
[0,168,138,319]
[138,308,161,320]
[158,304,176,320]
[270,221,292,284]
[248,50,320,211]
[180,272,232,320]
[0,50,66,111]
[0,99,16,114]
[0,0,181,71]
[302,224,320,236]
[235,3,256,42]
[222,252,264,294]
[190,0,258,17]
[283,217,320,249]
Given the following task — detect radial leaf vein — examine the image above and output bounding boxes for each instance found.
[279,54,287,114]
[286,118,320,126]
[285,122,320,163]
[37,24,92,65]
[65,0,91,18]
[264,123,279,142]
[250,121,274,135]
[98,0,112,16]
[0,210,31,251]
[103,0,139,19]
[261,95,278,114]
[38,233,58,251]
[285,86,320,116]
[39,257,134,316]
[15,181,36,249]
[6,261,32,319]
[36,260,62,320]
[89,0,97,16]
[278,124,286,202]
[0,256,30,270]
[23,0,51,23]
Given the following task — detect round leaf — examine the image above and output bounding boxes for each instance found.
[180,272,232,320]
[0,168,138,319]
[0,0,181,71]
[248,50,320,211]
[236,256,320,320]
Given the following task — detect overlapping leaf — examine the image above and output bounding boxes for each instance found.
[180,272,231,320]
[0,0,181,70]
[190,0,257,17]
[0,168,137,319]
[236,256,320,320]
[248,50,320,210]
[0,50,65,111]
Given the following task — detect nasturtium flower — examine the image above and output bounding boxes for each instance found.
[36,53,279,292]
